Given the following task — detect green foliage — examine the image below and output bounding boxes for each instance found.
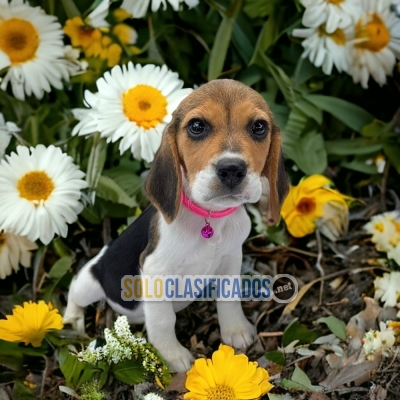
[282,319,322,347]
[264,350,285,366]
[281,366,323,393]
[58,348,107,389]
[316,316,347,340]
[111,359,146,385]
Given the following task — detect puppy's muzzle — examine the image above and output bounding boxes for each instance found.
[216,158,247,189]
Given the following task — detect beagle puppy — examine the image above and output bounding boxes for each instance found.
[64,79,289,372]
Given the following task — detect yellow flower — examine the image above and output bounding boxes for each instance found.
[184,344,273,400]
[0,301,63,347]
[281,174,349,238]
[85,36,122,67]
[113,8,132,22]
[388,321,400,336]
[112,23,138,45]
[64,17,102,49]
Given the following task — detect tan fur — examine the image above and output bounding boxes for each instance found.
[145,79,289,225]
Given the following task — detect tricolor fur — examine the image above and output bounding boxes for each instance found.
[64,79,289,372]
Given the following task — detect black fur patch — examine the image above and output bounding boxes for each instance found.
[91,205,157,310]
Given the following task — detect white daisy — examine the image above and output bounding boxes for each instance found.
[62,45,89,76]
[387,243,400,265]
[374,271,400,307]
[0,0,70,100]
[293,24,352,74]
[85,0,110,28]
[349,0,400,88]
[121,0,199,19]
[0,112,20,158]
[72,62,192,163]
[0,231,37,279]
[300,0,361,33]
[0,145,87,245]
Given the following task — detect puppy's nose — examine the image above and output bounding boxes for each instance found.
[216,159,247,188]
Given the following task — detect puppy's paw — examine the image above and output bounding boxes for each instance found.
[220,318,256,349]
[63,303,85,333]
[164,345,194,373]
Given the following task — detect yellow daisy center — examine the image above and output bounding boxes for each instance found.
[327,0,344,4]
[122,84,168,130]
[17,171,55,202]
[296,197,317,215]
[207,385,236,400]
[318,24,346,45]
[0,233,5,249]
[0,18,39,65]
[355,14,390,52]
[374,222,385,232]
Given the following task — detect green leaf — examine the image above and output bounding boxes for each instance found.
[48,256,72,279]
[0,340,48,358]
[60,0,81,18]
[250,8,283,58]
[111,359,146,385]
[282,320,321,347]
[96,175,137,208]
[361,120,386,138]
[294,99,322,124]
[86,135,108,197]
[243,0,281,19]
[102,166,143,198]
[208,13,236,80]
[268,395,294,400]
[281,366,323,392]
[284,130,327,175]
[316,316,347,340]
[58,347,106,389]
[283,107,308,139]
[304,95,374,133]
[42,256,73,302]
[293,57,321,86]
[340,158,377,174]
[264,350,285,366]
[384,142,400,174]
[13,381,37,400]
[325,138,383,155]
[232,14,255,64]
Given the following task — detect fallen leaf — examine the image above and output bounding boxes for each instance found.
[166,372,187,393]
[346,297,382,353]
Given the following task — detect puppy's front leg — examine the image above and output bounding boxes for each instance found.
[217,253,256,349]
[144,300,194,372]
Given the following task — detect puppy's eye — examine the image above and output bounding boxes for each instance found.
[251,120,268,138]
[187,119,209,138]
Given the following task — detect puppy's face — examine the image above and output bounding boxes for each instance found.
[146,79,289,224]
[175,82,273,209]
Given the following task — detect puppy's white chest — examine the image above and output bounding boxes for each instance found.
[142,207,250,276]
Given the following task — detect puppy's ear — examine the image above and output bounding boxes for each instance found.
[262,125,290,225]
[145,122,181,223]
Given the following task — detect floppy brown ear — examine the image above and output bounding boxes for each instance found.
[145,122,181,223]
[262,126,290,225]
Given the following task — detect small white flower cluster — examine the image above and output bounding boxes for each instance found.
[143,393,165,400]
[77,316,169,382]
[362,322,396,359]
[364,211,400,265]
[293,0,400,88]
[374,271,400,309]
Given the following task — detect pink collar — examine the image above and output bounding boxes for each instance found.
[180,191,239,218]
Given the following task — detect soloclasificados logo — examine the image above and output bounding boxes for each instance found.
[121,274,298,303]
